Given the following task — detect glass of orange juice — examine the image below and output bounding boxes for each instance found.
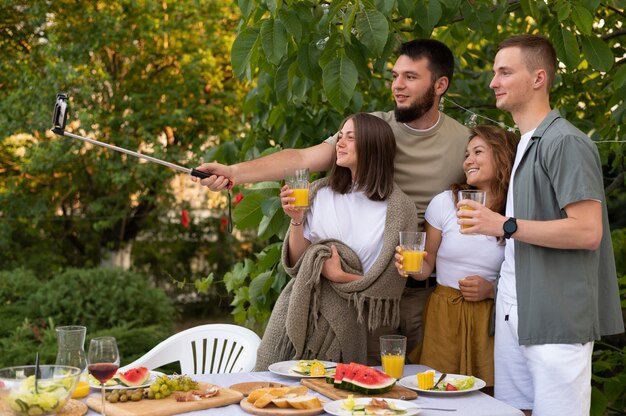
[399,231,426,275]
[284,168,310,209]
[380,335,406,379]
[458,190,486,230]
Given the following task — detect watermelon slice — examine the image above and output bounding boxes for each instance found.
[332,363,350,387]
[328,363,396,395]
[350,366,395,395]
[117,367,150,387]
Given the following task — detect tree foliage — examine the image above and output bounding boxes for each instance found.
[0,0,246,275]
[219,0,625,327]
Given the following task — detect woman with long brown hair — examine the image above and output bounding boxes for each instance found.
[255,113,417,370]
[396,125,519,386]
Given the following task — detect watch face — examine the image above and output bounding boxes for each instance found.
[504,218,517,233]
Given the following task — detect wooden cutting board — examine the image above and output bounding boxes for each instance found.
[86,383,243,416]
[239,397,325,416]
[301,378,417,401]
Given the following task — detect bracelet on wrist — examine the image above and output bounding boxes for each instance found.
[290,219,304,226]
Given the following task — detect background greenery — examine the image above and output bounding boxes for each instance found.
[1,0,624,414]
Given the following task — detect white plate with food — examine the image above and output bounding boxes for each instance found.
[89,370,165,390]
[268,360,337,378]
[324,397,421,415]
[399,372,486,395]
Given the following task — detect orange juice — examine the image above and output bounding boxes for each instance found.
[292,188,309,208]
[459,205,474,229]
[402,250,424,273]
[381,354,405,379]
[72,380,90,398]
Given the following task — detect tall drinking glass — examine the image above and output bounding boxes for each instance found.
[284,168,310,209]
[458,190,486,230]
[380,335,406,379]
[88,337,120,416]
[399,231,426,276]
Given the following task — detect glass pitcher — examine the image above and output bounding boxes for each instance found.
[56,325,90,398]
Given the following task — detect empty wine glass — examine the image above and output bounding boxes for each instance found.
[88,337,120,416]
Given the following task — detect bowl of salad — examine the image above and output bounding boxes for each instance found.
[0,365,81,415]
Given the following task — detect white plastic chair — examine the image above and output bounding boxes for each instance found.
[123,324,261,374]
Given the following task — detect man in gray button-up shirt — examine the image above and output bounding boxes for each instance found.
[457,35,624,416]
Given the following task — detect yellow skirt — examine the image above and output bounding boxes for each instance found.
[416,285,494,386]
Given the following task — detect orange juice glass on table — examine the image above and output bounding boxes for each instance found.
[380,335,406,379]
[399,231,426,275]
[284,168,310,209]
[458,190,486,230]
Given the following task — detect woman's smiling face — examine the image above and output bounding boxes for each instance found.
[464,135,496,191]
[336,117,358,176]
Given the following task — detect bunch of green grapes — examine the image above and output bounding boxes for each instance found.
[145,375,199,399]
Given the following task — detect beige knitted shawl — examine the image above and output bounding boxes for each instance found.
[255,178,417,371]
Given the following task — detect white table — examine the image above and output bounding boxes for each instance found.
[84,365,523,415]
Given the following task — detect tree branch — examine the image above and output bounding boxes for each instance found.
[605,171,625,196]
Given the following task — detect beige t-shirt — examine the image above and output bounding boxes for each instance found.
[325,111,469,227]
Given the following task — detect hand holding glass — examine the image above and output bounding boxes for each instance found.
[380,335,406,379]
[284,168,310,209]
[88,337,120,416]
[458,190,486,230]
[399,231,426,275]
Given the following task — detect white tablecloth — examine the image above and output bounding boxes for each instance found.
[84,365,523,415]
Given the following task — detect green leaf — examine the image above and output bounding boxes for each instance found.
[249,271,273,307]
[426,0,443,31]
[342,4,357,44]
[520,0,540,20]
[237,0,255,20]
[614,65,626,89]
[397,0,414,17]
[579,0,600,11]
[233,192,266,229]
[258,197,284,239]
[355,9,388,56]
[297,43,323,82]
[231,27,260,79]
[278,9,302,42]
[194,273,214,294]
[590,386,608,416]
[274,56,296,103]
[581,36,614,72]
[571,5,593,36]
[550,27,580,70]
[322,55,358,112]
[555,1,571,21]
[261,18,288,66]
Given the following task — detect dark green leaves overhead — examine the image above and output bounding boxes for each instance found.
[581,35,614,72]
[323,55,358,112]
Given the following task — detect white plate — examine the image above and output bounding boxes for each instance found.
[89,370,165,390]
[268,360,337,378]
[399,372,486,395]
[324,397,420,416]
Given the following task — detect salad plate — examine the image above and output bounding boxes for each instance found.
[88,370,165,390]
[324,397,421,416]
[399,372,486,395]
[268,360,337,378]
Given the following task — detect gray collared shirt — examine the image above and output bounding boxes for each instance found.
[512,110,624,345]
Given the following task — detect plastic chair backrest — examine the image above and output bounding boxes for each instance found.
[123,324,261,374]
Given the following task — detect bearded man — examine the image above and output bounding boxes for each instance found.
[195,39,470,360]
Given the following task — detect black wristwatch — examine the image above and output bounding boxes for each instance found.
[503,217,518,239]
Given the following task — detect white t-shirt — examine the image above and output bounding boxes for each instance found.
[425,191,503,289]
[498,129,535,304]
[303,187,387,273]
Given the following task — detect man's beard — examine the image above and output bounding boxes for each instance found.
[394,83,436,123]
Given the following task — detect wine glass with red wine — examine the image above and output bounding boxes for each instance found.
[88,337,120,415]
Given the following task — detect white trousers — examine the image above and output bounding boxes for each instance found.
[494,296,593,415]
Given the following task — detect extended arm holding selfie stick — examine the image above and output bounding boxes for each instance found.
[50,93,233,231]
[50,93,230,185]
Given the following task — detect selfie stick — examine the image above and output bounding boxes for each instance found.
[50,93,230,185]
